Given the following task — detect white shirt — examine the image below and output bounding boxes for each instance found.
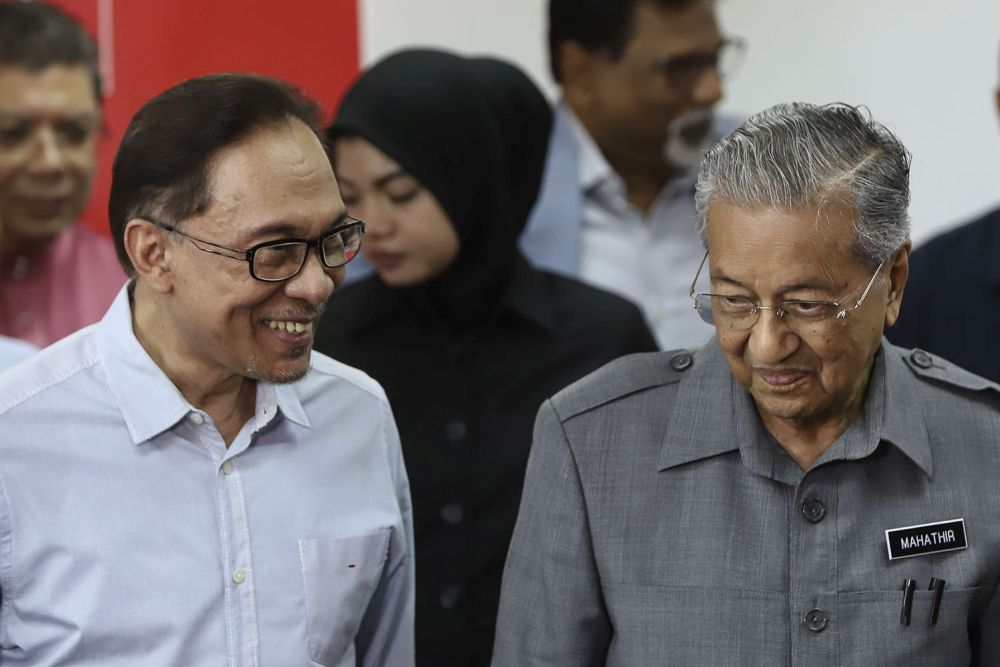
[566,107,713,351]
[0,285,414,666]
[0,335,36,371]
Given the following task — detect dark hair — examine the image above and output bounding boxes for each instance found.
[0,0,101,101]
[108,73,327,275]
[548,0,696,82]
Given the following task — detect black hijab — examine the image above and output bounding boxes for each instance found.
[329,49,552,328]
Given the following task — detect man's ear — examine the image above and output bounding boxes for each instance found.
[124,219,174,294]
[884,240,911,328]
[559,41,600,109]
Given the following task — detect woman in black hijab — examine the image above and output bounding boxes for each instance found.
[314,49,656,665]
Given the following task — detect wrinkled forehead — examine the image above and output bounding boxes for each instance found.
[198,122,341,238]
[704,197,860,257]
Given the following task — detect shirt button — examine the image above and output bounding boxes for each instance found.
[445,420,467,443]
[440,503,465,525]
[232,569,246,585]
[222,460,234,475]
[189,413,205,425]
[803,608,829,632]
[910,349,934,369]
[439,585,462,610]
[669,351,693,371]
[12,256,29,280]
[802,498,826,523]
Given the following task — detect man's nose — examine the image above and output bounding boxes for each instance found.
[747,308,799,363]
[27,128,68,175]
[691,66,723,108]
[285,250,336,305]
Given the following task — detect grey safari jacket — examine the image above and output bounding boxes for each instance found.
[493,339,1000,666]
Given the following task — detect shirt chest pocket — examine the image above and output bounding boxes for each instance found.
[299,528,391,666]
[837,586,987,664]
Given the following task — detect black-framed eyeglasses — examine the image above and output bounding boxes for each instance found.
[689,250,885,337]
[149,215,365,282]
[652,36,747,89]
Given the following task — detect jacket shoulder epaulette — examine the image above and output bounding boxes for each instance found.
[902,347,1000,395]
[550,349,695,419]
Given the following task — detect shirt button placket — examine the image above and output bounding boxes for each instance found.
[214,433,259,666]
[790,478,837,662]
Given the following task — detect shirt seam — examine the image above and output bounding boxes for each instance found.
[216,473,237,665]
[379,399,405,548]
[232,473,260,667]
[0,348,99,416]
[307,357,386,404]
[546,399,610,616]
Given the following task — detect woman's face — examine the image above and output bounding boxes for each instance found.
[334,136,460,286]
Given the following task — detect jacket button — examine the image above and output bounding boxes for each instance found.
[803,608,828,632]
[439,585,462,610]
[670,352,693,371]
[440,503,465,525]
[910,349,934,369]
[802,498,826,523]
[445,420,467,443]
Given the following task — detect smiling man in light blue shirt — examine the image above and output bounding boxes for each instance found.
[0,73,414,666]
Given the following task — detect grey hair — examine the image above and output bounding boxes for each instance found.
[694,102,911,267]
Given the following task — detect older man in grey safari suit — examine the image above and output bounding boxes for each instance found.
[492,103,1000,665]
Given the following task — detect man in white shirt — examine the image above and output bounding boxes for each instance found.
[521,0,743,350]
[0,73,413,666]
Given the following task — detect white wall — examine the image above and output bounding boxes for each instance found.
[360,0,1000,245]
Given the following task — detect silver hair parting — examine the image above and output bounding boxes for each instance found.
[694,102,911,267]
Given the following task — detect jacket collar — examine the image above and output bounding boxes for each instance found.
[657,338,933,479]
[880,342,934,476]
[656,340,742,470]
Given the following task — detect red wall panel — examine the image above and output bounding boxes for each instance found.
[49,0,360,235]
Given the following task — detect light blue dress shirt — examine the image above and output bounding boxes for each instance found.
[0,285,414,666]
[0,337,35,372]
[520,103,743,351]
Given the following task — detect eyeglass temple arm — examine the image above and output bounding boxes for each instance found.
[690,250,709,298]
[852,261,885,308]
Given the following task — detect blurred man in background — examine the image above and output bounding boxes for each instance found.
[887,54,1000,382]
[0,1,123,348]
[520,0,743,351]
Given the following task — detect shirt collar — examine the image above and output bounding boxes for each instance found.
[98,283,311,444]
[97,284,192,444]
[559,100,702,199]
[879,340,934,476]
[656,339,741,470]
[272,381,310,428]
[558,102,616,192]
[657,338,933,478]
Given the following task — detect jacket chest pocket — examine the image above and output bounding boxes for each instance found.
[299,528,391,666]
[837,587,986,664]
